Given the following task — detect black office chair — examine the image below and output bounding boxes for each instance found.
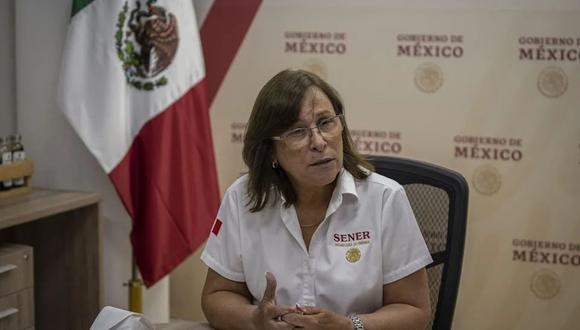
[367,155,468,330]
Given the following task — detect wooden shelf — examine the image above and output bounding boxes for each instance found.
[0,189,100,229]
[0,189,102,329]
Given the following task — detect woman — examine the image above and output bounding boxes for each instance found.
[201,69,432,330]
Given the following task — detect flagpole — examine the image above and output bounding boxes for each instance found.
[128,255,143,313]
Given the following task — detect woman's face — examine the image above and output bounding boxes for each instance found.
[274,87,344,193]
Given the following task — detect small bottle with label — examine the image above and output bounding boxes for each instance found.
[0,136,13,191]
[11,134,26,187]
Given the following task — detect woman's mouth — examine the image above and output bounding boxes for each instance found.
[310,158,334,166]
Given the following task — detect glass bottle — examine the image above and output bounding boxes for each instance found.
[11,134,26,187]
[0,136,13,190]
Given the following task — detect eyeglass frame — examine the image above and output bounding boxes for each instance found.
[271,114,345,147]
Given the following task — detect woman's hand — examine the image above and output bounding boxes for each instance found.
[282,305,352,330]
[252,272,297,330]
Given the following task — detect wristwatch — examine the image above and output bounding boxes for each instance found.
[350,313,365,330]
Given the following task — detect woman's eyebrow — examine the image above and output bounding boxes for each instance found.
[290,120,308,128]
[315,110,335,118]
[292,110,335,128]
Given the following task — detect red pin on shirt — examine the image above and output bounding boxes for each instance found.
[212,218,223,236]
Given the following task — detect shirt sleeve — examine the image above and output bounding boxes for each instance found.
[200,187,246,282]
[381,185,433,284]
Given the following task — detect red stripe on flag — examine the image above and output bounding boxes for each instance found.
[212,219,223,236]
[109,79,220,287]
[200,0,262,107]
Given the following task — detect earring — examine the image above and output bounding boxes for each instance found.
[272,160,278,169]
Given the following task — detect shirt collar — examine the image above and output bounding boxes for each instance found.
[333,168,359,201]
[323,168,358,221]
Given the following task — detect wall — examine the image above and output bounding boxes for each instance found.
[0,0,15,136]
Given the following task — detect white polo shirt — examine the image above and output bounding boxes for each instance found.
[201,169,432,316]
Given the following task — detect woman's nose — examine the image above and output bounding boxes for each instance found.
[309,128,327,150]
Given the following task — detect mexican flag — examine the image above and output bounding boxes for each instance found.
[57,0,220,287]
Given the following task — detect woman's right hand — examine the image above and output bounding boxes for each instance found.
[252,272,298,330]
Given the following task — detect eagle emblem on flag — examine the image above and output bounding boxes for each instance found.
[115,0,179,90]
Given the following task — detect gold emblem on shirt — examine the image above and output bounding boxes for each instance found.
[345,247,361,263]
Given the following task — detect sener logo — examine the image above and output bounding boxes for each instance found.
[334,231,370,242]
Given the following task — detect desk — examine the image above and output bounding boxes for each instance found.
[0,189,102,329]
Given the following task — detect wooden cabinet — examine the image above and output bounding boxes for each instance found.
[0,189,102,329]
[0,244,34,330]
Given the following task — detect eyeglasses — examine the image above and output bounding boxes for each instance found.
[272,114,344,149]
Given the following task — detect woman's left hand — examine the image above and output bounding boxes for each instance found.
[282,305,352,330]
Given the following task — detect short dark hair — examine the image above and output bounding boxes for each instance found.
[242,69,373,212]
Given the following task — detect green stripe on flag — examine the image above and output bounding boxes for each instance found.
[71,0,95,17]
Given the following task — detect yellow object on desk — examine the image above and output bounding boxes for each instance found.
[0,160,33,198]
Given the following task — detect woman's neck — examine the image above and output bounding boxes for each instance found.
[294,181,335,209]
[293,182,335,250]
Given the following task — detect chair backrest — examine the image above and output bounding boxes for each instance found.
[367,156,468,330]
